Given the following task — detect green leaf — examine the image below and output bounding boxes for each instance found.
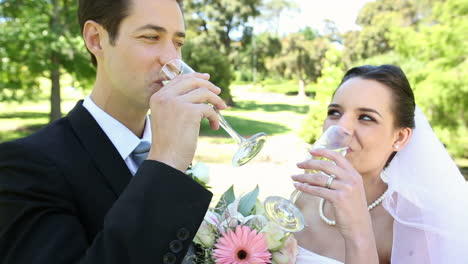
[238,185,259,216]
[214,185,235,215]
[193,176,212,189]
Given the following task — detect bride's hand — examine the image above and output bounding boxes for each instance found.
[291,148,373,240]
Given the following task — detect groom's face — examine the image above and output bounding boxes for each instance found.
[98,0,186,110]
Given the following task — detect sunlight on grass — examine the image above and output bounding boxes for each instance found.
[199,90,313,142]
[0,95,82,143]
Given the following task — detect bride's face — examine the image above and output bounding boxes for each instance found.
[324,77,401,176]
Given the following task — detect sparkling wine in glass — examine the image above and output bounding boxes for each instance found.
[160,59,267,167]
[263,125,352,232]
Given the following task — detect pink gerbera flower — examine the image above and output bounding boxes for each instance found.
[213,225,271,264]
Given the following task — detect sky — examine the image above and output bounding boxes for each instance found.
[256,0,375,35]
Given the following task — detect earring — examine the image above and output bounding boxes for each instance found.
[380,170,388,182]
[393,144,399,150]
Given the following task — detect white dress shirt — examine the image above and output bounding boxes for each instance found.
[83,96,152,175]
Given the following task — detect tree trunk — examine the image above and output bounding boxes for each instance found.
[49,0,62,122]
[50,54,61,122]
[225,95,235,107]
[298,79,306,97]
[296,61,306,97]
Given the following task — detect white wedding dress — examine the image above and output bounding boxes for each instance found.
[296,246,344,264]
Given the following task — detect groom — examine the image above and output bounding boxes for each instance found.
[0,0,226,263]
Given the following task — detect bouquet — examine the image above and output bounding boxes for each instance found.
[192,185,298,264]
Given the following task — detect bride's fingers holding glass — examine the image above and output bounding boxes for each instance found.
[291,172,345,190]
[292,171,370,232]
[296,159,347,181]
[306,148,359,180]
[292,181,336,202]
[309,148,352,170]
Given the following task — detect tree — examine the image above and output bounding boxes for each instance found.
[389,0,468,157]
[183,0,262,106]
[267,29,330,97]
[322,19,341,44]
[342,0,420,62]
[182,40,234,106]
[299,48,345,143]
[258,0,299,36]
[0,0,94,122]
[230,31,282,83]
[341,30,360,68]
[184,0,262,55]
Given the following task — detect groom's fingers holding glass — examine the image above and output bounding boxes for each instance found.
[164,74,221,96]
[180,88,227,109]
[195,104,221,130]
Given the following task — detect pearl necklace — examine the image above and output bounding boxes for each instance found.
[319,190,388,226]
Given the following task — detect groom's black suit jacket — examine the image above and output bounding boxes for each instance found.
[0,101,212,264]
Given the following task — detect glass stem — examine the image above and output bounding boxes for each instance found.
[214,108,244,145]
[290,189,302,204]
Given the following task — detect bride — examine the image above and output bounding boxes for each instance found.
[291,65,468,263]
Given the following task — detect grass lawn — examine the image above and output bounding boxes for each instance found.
[198,84,312,142]
[199,100,309,142]
[0,99,80,142]
[0,84,312,142]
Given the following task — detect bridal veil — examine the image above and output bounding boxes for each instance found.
[382,107,468,263]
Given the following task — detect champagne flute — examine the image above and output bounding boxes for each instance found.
[160,59,267,167]
[263,125,352,232]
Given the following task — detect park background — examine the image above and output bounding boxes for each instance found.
[0,0,466,201]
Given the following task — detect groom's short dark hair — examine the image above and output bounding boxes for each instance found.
[78,0,183,66]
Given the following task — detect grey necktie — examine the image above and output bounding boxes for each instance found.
[182,244,196,264]
[132,141,151,167]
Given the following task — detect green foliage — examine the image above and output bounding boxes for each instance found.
[183,0,263,105]
[231,32,282,84]
[342,0,425,64]
[0,0,94,119]
[184,0,261,55]
[388,0,468,157]
[214,185,235,214]
[258,0,299,35]
[300,26,319,41]
[238,185,259,216]
[266,31,331,96]
[182,41,234,104]
[299,49,344,144]
[214,185,260,216]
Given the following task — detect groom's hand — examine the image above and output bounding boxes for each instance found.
[147,73,227,172]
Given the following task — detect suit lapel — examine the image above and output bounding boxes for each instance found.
[67,101,132,197]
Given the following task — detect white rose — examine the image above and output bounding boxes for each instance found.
[254,199,265,215]
[262,221,287,250]
[190,162,210,184]
[194,220,216,247]
[272,251,289,264]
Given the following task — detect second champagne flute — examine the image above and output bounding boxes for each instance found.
[263,125,352,232]
[159,58,267,167]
